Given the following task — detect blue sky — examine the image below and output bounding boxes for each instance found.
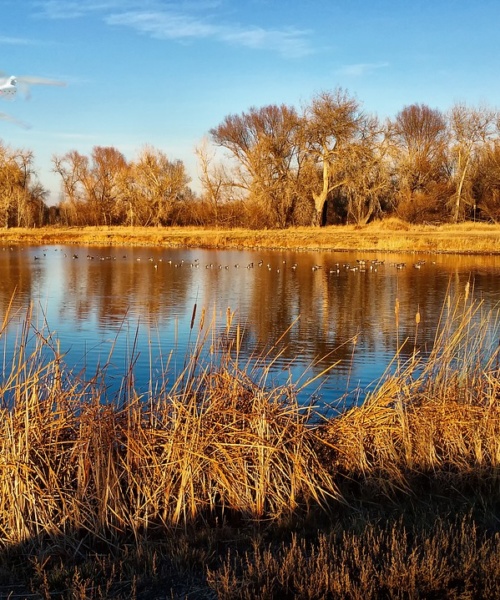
[2,0,500,203]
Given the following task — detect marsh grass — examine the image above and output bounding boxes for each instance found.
[0,304,336,544]
[319,285,500,496]
[0,290,500,598]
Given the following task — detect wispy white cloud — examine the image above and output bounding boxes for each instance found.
[337,62,389,77]
[107,11,311,57]
[33,0,135,19]
[106,11,217,40]
[221,26,312,58]
[34,1,313,58]
[0,36,38,45]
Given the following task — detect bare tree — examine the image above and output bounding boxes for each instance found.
[87,146,128,225]
[210,104,303,228]
[53,146,128,225]
[301,89,368,226]
[387,104,450,222]
[0,145,20,227]
[390,104,449,187]
[52,150,89,224]
[0,143,46,227]
[342,128,390,225]
[448,103,498,222]
[472,141,500,222]
[54,145,191,226]
[127,146,191,226]
[26,181,50,227]
[195,138,233,227]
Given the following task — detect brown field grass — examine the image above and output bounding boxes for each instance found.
[0,290,500,597]
[2,219,500,253]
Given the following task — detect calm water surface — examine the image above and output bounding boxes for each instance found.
[1,244,499,411]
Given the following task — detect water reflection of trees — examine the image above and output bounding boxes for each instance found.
[242,251,499,374]
[59,246,193,328]
[0,246,34,316]
[2,246,499,401]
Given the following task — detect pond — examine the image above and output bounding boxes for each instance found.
[1,244,499,412]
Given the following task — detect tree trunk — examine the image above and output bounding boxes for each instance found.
[311,156,330,226]
[453,153,470,223]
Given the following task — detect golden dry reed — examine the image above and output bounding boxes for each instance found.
[0,304,336,547]
[319,283,500,495]
[0,286,500,599]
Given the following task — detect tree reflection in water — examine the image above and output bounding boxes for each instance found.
[1,244,499,412]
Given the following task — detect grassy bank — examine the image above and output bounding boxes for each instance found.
[2,220,500,254]
[0,291,499,598]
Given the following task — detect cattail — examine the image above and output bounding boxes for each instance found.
[190,303,197,330]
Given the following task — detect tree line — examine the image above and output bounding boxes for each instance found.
[1,88,500,228]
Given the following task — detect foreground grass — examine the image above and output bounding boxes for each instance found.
[2,219,500,254]
[0,293,500,598]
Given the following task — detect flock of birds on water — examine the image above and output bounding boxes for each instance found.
[19,246,432,274]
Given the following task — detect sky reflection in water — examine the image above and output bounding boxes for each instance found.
[1,244,499,413]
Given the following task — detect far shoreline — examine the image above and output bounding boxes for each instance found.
[1,220,500,255]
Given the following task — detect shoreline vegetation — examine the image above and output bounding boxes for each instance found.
[1,232,500,597]
[2,219,500,254]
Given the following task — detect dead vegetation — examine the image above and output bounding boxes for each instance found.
[2,220,500,254]
[0,289,499,597]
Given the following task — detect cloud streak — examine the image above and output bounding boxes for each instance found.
[34,1,313,58]
[337,62,390,77]
[33,0,137,19]
[107,11,311,57]
[0,36,39,45]
[221,25,311,58]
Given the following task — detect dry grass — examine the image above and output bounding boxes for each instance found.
[208,515,500,599]
[0,291,500,597]
[2,220,500,253]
